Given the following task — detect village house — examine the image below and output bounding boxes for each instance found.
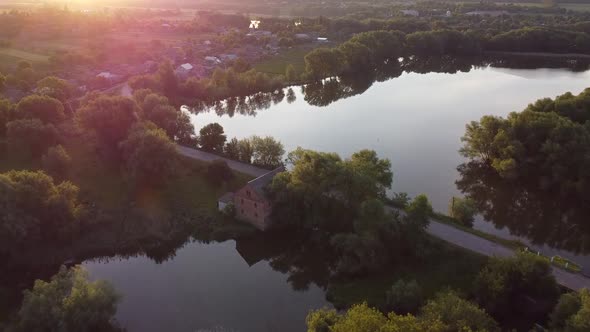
[218,167,285,231]
[175,63,194,78]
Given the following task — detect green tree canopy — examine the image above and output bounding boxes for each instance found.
[307,298,497,332]
[550,288,590,332]
[386,279,424,314]
[12,266,121,332]
[449,196,478,227]
[474,253,560,321]
[6,119,59,157]
[420,291,499,332]
[76,95,139,155]
[250,135,285,169]
[36,76,75,102]
[199,122,226,153]
[224,137,240,160]
[0,170,82,246]
[16,95,65,125]
[119,122,178,185]
[135,92,196,145]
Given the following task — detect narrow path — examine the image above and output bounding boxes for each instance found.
[177,145,269,178]
[426,220,590,291]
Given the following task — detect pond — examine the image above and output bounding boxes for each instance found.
[189,61,590,269]
[83,238,330,332]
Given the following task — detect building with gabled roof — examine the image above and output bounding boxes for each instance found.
[218,166,285,230]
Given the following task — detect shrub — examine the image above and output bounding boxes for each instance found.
[386,279,424,314]
[448,196,477,227]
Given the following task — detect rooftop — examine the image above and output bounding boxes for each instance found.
[247,166,285,198]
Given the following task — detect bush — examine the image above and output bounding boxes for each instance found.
[12,266,121,332]
[473,253,560,320]
[549,289,590,331]
[448,196,477,227]
[207,160,234,184]
[119,122,178,185]
[386,279,424,314]
[42,145,71,180]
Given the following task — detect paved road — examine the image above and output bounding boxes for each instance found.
[427,220,590,291]
[177,145,269,178]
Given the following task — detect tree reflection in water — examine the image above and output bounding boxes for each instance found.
[456,161,590,254]
[186,55,590,116]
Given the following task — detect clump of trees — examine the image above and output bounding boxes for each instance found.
[473,253,560,322]
[460,89,590,200]
[130,62,284,102]
[307,291,498,332]
[487,27,590,54]
[199,123,227,153]
[269,148,433,275]
[196,127,286,169]
[8,266,122,332]
[0,170,83,247]
[386,279,424,314]
[448,196,477,227]
[119,122,178,186]
[549,288,590,332]
[133,89,196,145]
[36,76,75,102]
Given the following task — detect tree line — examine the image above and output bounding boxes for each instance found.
[303,27,590,80]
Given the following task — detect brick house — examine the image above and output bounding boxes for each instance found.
[218,167,285,230]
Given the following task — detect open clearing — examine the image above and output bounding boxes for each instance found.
[0,48,50,63]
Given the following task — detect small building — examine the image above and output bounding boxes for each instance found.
[175,63,194,79]
[218,166,285,230]
[400,10,419,17]
[218,192,235,211]
[317,37,328,43]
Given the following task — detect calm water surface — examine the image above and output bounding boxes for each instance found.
[84,240,329,332]
[83,66,590,332]
[190,66,590,265]
[191,67,590,211]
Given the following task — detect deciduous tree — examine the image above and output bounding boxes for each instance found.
[12,266,121,332]
[16,95,65,125]
[119,122,178,185]
[199,123,226,153]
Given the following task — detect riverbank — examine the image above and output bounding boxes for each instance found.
[484,51,590,59]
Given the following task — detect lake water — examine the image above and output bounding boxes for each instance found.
[190,65,590,268]
[80,63,590,332]
[83,239,329,332]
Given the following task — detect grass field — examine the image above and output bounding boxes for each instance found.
[0,48,50,63]
[326,237,488,310]
[253,46,312,76]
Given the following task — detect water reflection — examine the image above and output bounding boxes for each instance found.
[457,161,590,254]
[186,56,590,116]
